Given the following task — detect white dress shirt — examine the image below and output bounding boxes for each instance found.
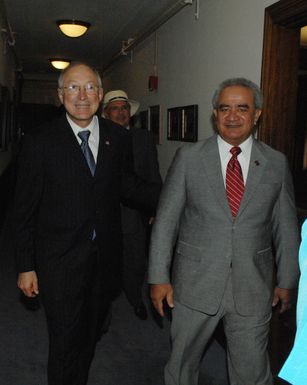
[217,135,253,186]
[66,114,99,162]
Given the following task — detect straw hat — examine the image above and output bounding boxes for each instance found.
[103,90,140,116]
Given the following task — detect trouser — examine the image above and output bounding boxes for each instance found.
[39,240,112,385]
[122,226,147,307]
[165,277,273,385]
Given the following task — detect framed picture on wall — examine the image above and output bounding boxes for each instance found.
[149,105,162,144]
[139,110,149,130]
[167,104,198,142]
[167,107,180,141]
[0,85,10,152]
[180,104,198,142]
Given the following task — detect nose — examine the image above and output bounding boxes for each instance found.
[78,87,87,99]
[226,108,239,120]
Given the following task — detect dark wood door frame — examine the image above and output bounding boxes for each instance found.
[259,0,307,170]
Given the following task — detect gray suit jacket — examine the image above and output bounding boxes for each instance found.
[148,135,300,316]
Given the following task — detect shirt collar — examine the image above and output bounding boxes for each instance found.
[66,113,98,137]
[217,134,253,161]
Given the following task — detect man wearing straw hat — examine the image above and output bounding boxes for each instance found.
[103,90,162,320]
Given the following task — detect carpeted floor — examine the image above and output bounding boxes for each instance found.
[0,215,229,385]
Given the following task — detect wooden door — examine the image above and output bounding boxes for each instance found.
[259,0,307,170]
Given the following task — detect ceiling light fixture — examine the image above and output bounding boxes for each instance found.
[57,20,90,38]
[49,59,71,70]
[301,26,307,47]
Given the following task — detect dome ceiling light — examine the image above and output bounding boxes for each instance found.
[301,26,307,47]
[57,20,90,38]
[49,59,71,70]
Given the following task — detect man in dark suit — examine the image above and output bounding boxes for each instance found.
[14,63,159,385]
[103,90,162,320]
[148,78,300,385]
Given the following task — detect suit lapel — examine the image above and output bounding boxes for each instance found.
[59,114,105,178]
[236,139,267,218]
[56,115,94,177]
[94,118,113,177]
[202,137,268,221]
[202,137,233,220]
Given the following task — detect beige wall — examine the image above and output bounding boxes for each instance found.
[1,0,278,178]
[103,0,277,178]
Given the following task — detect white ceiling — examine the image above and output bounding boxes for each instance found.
[3,0,184,77]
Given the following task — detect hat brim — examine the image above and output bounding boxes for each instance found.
[103,98,140,117]
[128,99,140,117]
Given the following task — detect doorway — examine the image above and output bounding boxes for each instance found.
[260,2,307,383]
[260,0,307,213]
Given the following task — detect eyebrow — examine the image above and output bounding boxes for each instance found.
[218,104,250,109]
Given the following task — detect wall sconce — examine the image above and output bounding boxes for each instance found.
[1,26,15,55]
[301,26,307,47]
[57,20,90,38]
[50,59,71,70]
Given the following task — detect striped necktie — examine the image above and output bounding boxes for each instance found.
[226,146,244,217]
[78,130,96,176]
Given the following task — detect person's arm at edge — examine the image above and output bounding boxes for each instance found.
[150,283,174,317]
[148,146,186,316]
[272,154,300,313]
[13,132,44,297]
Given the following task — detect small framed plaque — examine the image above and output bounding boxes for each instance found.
[167,104,198,142]
[149,105,162,144]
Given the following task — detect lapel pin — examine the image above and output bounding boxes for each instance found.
[105,140,110,145]
[254,160,260,166]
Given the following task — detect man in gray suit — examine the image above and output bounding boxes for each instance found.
[148,78,300,385]
[103,90,162,320]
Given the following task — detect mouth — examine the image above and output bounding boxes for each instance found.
[75,103,90,109]
[225,124,242,128]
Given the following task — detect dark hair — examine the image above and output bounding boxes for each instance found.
[212,77,263,109]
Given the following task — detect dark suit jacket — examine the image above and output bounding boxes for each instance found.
[121,126,162,234]
[149,135,300,316]
[13,114,159,290]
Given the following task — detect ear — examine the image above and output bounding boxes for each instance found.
[98,87,104,103]
[254,109,262,124]
[213,109,217,119]
[58,88,64,104]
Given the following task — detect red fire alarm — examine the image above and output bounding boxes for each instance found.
[148,75,158,91]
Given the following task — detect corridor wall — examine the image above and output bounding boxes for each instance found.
[103,0,277,178]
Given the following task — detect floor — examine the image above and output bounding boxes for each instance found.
[0,208,296,385]
[0,212,229,385]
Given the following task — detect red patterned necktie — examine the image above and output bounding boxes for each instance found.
[226,146,244,217]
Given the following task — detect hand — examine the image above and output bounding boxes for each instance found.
[17,271,39,298]
[148,217,155,225]
[272,286,292,313]
[150,283,174,317]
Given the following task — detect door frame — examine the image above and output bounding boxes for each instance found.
[259,0,307,170]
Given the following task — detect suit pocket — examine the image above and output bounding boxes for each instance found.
[255,247,273,264]
[175,241,202,262]
[253,247,274,285]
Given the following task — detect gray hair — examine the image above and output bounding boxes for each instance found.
[212,77,263,109]
[58,62,102,89]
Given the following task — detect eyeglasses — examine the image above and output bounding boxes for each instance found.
[62,83,100,95]
[108,104,130,112]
